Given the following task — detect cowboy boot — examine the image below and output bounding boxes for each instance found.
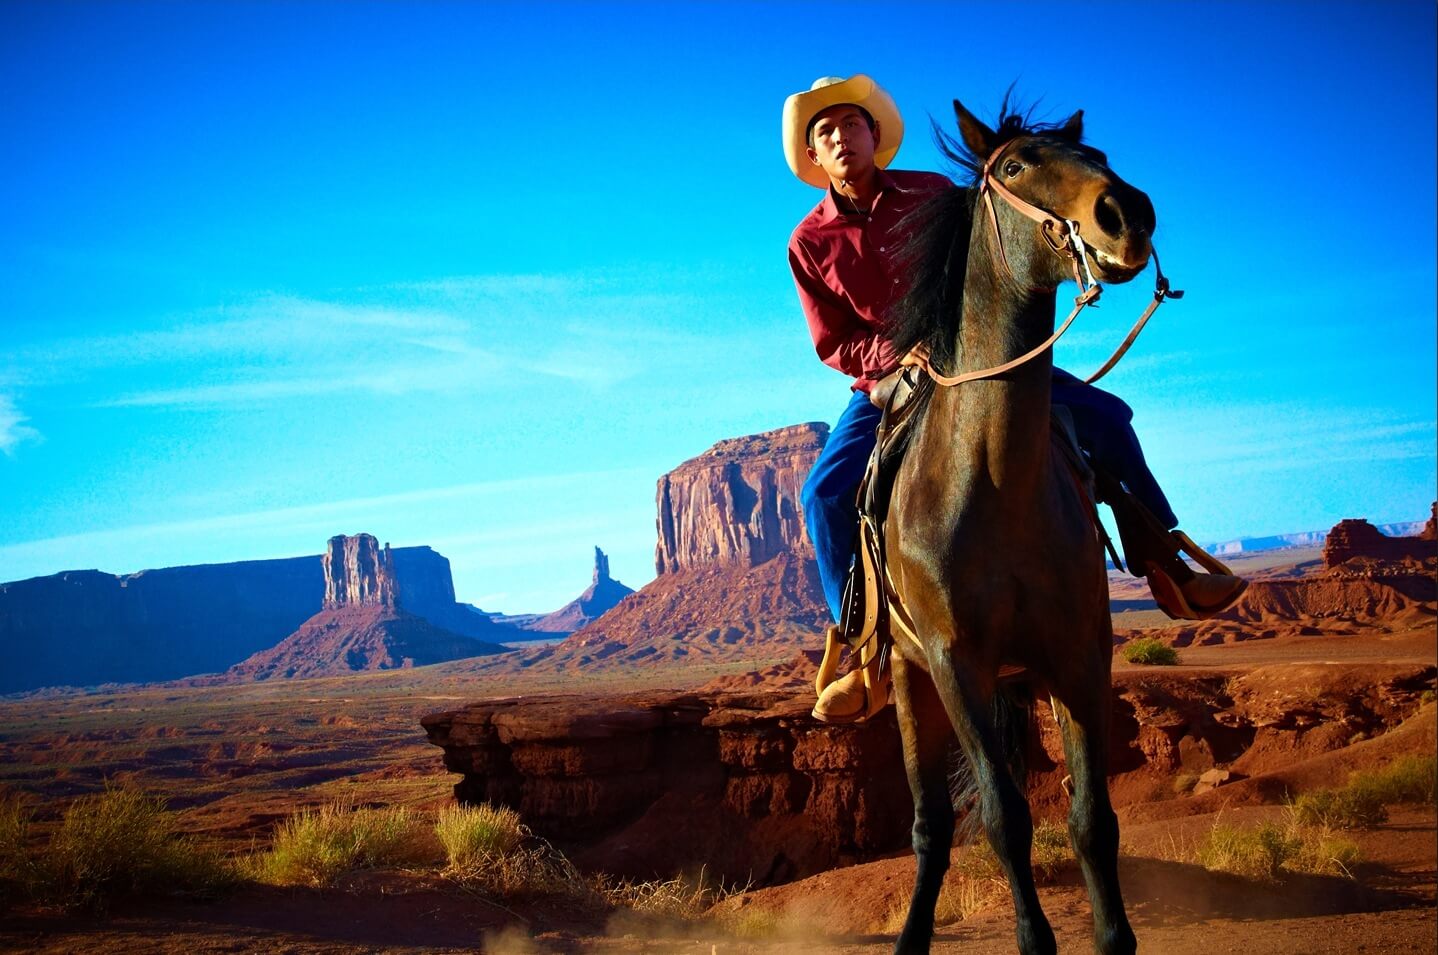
[1145,530,1248,620]
[812,624,892,723]
[1099,474,1248,621]
[812,667,892,723]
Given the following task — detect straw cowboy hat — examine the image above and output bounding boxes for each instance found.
[782,74,904,188]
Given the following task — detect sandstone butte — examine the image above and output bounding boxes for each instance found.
[0,533,523,693]
[222,534,511,682]
[425,445,1437,882]
[495,423,833,674]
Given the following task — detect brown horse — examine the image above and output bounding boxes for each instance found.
[881,100,1158,955]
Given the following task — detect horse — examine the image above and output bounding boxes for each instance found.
[879,99,1161,955]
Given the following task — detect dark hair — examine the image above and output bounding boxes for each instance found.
[887,96,1077,372]
[805,104,875,148]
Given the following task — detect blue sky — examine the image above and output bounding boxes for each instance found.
[2,1,1434,612]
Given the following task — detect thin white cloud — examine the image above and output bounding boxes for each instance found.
[0,395,40,456]
[0,466,656,571]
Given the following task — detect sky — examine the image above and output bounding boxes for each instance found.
[2,1,1434,613]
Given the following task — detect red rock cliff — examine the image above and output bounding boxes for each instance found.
[1321,505,1438,569]
[323,534,398,609]
[654,423,826,576]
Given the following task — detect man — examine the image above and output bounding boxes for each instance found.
[784,75,1246,723]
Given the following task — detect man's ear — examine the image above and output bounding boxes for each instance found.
[1058,109,1084,142]
[872,120,881,150]
[953,99,996,160]
[805,145,821,167]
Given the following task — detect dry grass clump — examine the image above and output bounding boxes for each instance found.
[1121,637,1179,666]
[1292,754,1437,829]
[435,803,591,904]
[435,802,524,870]
[598,871,716,921]
[1195,818,1358,881]
[0,797,39,909]
[45,784,234,909]
[879,840,1006,932]
[247,802,428,887]
[1030,821,1073,879]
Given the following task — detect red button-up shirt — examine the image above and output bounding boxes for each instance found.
[789,168,954,393]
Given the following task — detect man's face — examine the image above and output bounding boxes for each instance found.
[805,105,879,183]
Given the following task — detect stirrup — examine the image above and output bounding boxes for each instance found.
[1172,529,1236,576]
[813,624,891,722]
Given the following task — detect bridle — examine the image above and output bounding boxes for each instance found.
[906,137,1182,388]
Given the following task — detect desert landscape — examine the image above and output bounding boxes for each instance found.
[1,424,1434,954]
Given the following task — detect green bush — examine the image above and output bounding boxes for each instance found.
[1292,754,1436,829]
[249,803,425,887]
[1351,754,1437,806]
[1121,637,1180,666]
[1196,821,1297,881]
[1195,818,1359,881]
[48,784,233,909]
[1291,788,1387,829]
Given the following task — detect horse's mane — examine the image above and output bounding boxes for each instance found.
[888,97,1084,373]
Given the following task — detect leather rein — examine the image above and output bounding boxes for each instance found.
[905,138,1182,388]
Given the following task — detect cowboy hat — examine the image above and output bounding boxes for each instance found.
[782,74,904,188]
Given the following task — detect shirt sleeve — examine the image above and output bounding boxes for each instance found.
[788,239,896,383]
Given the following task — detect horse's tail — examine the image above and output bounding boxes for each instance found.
[947,681,1035,843]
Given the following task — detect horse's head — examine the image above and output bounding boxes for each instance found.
[954,99,1155,289]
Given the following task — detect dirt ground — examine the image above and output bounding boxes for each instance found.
[4,808,1434,953]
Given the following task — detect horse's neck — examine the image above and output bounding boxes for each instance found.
[936,241,1057,500]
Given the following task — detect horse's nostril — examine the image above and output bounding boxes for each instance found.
[1093,193,1124,238]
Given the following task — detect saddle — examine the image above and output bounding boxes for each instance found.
[813,369,1115,699]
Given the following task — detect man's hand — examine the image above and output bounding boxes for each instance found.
[868,367,904,409]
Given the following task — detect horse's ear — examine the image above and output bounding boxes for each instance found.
[1058,109,1084,142]
[953,99,997,160]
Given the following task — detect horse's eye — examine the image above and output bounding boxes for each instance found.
[1003,160,1023,178]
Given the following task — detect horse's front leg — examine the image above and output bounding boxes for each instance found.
[928,652,1056,955]
[1051,670,1137,955]
[891,652,957,955]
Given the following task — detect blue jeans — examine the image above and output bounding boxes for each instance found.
[801,370,1177,624]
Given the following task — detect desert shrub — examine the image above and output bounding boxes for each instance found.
[434,802,588,901]
[1195,818,1359,881]
[1030,821,1073,878]
[1292,754,1436,830]
[0,798,38,907]
[1291,788,1387,830]
[249,803,424,887]
[598,871,716,921]
[1121,637,1179,666]
[1196,821,1297,880]
[1350,754,1437,806]
[435,802,523,870]
[1286,827,1361,878]
[878,841,1005,932]
[48,784,233,909]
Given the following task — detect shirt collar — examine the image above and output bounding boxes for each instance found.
[818,168,902,223]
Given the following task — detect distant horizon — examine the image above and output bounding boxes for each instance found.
[3,2,1434,613]
[4,501,1431,615]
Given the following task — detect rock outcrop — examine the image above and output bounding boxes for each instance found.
[422,687,911,884]
[1,535,517,693]
[223,534,510,682]
[423,662,1434,883]
[654,423,825,575]
[1323,507,1438,568]
[522,547,636,634]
